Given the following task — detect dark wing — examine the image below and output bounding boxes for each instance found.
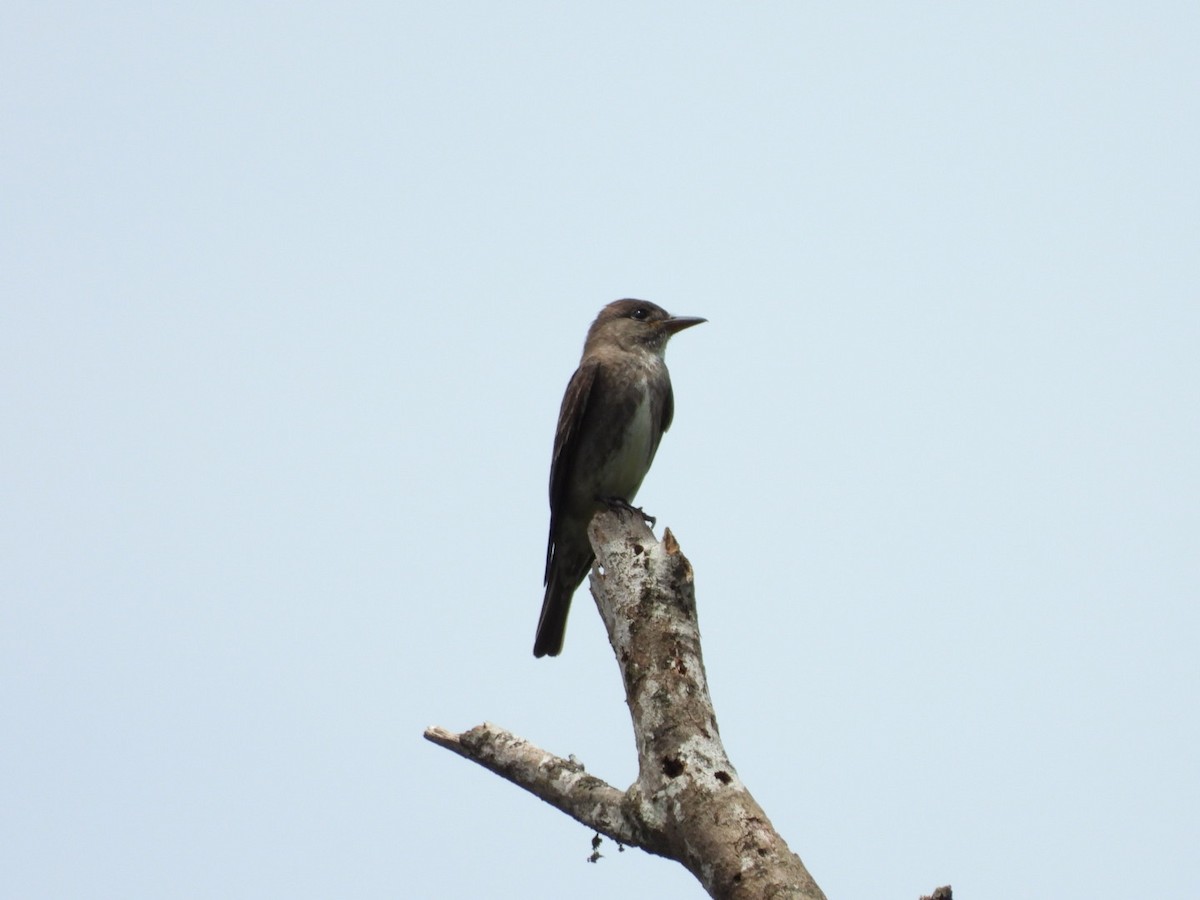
[545,359,599,583]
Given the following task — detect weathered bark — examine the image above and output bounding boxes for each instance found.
[425,507,825,899]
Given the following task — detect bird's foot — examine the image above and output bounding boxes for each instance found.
[599,497,656,527]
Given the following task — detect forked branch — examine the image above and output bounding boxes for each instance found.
[425,508,825,900]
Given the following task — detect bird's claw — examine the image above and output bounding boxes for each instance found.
[599,497,656,527]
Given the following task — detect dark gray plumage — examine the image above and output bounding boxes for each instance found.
[534,299,705,657]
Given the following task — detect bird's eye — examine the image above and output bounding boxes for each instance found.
[630,307,649,320]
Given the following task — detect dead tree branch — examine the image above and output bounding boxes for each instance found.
[425,508,825,900]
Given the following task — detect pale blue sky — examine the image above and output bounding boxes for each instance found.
[3,4,1198,899]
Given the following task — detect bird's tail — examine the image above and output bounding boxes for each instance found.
[532,577,570,658]
[533,548,594,657]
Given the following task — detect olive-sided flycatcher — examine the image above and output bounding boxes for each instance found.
[533,299,705,657]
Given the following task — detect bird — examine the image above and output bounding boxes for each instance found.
[533,299,705,657]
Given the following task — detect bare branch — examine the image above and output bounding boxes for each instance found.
[585,509,825,900]
[427,509,828,899]
[422,723,643,846]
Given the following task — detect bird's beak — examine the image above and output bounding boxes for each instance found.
[661,315,707,335]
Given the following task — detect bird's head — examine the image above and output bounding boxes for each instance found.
[583,299,706,356]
